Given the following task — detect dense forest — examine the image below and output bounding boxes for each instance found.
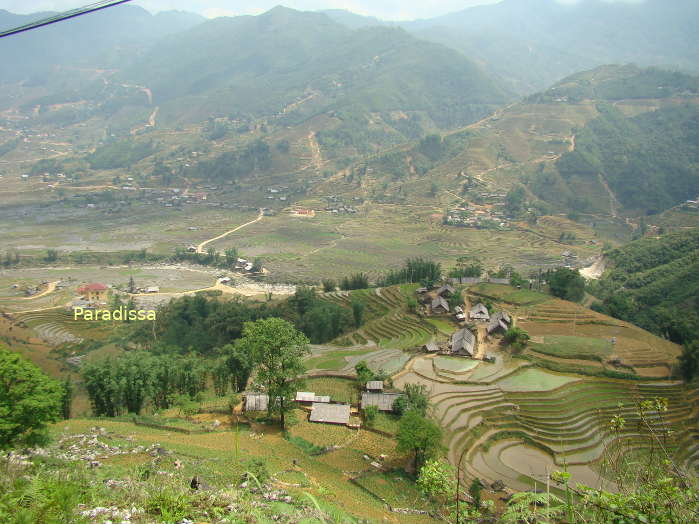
[589,229,699,347]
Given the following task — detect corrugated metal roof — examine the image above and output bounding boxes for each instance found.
[309,403,350,424]
[244,393,269,411]
[361,392,404,411]
[366,381,384,391]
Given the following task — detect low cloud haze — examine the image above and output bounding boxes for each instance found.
[0,0,646,21]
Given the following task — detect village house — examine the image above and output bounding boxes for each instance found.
[309,403,351,425]
[470,303,490,322]
[366,381,384,393]
[488,311,512,336]
[423,341,440,353]
[361,392,404,412]
[431,296,450,314]
[295,392,331,405]
[450,327,476,357]
[78,283,109,303]
[244,393,269,412]
[436,284,455,297]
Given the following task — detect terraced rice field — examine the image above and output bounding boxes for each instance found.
[395,358,699,493]
[323,286,437,349]
[520,298,681,376]
[14,308,108,345]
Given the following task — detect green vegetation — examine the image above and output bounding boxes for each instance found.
[378,257,442,287]
[87,138,155,169]
[236,318,309,430]
[589,228,699,346]
[530,335,612,361]
[0,348,62,449]
[396,410,443,470]
[547,267,585,302]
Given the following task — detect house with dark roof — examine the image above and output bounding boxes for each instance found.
[423,341,440,353]
[450,328,476,357]
[487,311,512,335]
[469,303,490,321]
[436,284,456,297]
[309,403,351,425]
[432,296,450,314]
[361,392,404,412]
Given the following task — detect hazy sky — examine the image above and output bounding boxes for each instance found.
[0,0,646,21]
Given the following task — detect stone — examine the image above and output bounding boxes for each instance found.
[491,479,505,491]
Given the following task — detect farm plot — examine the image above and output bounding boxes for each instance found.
[303,376,359,404]
[528,335,612,361]
[15,308,110,345]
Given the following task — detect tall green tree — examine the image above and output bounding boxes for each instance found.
[679,341,699,382]
[0,348,62,449]
[351,299,365,328]
[60,377,72,420]
[396,410,444,471]
[237,318,309,430]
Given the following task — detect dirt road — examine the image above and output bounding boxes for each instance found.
[196,209,264,254]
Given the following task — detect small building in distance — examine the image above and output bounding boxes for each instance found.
[309,403,351,425]
[244,393,269,412]
[450,327,476,357]
[295,392,331,404]
[470,303,490,322]
[487,311,512,335]
[145,286,160,294]
[423,341,440,353]
[436,284,456,297]
[78,283,108,303]
[361,392,404,412]
[366,381,384,393]
[432,296,450,314]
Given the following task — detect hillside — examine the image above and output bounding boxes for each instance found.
[590,228,699,347]
[120,6,508,128]
[0,5,204,83]
[403,0,699,94]
[342,65,698,234]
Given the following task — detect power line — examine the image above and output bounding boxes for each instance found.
[0,0,134,39]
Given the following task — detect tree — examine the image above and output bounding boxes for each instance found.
[237,318,309,430]
[504,327,530,352]
[355,360,374,386]
[396,410,444,471]
[351,299,365,328]
[679,341,699,382]
[394,383,429,416]
[547,267,585,302]
[224,247,238,267]
[220,343,254,392]
[60,377,72,420]
[469,478,484,509]
[45,249,58,262]
[321,279,336,292]
[0,348,62,449]
[128,276,136,294]
[417,458,455,499]
[364,405,378,426]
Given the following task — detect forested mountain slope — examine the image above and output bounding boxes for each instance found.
[0,5,204,83]
[120,6,508,127]
[590,228,699,346]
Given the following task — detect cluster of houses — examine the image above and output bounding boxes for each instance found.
[422,295,513,360]
[444,201,510,229]
[266,186,289,202]
[69,282,110,309]
[416,283,457,315]
[243,380,405,427]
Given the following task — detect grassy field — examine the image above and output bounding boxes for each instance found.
[303,376,360,404]
[470,283,551,306]
[529,335,613,361]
